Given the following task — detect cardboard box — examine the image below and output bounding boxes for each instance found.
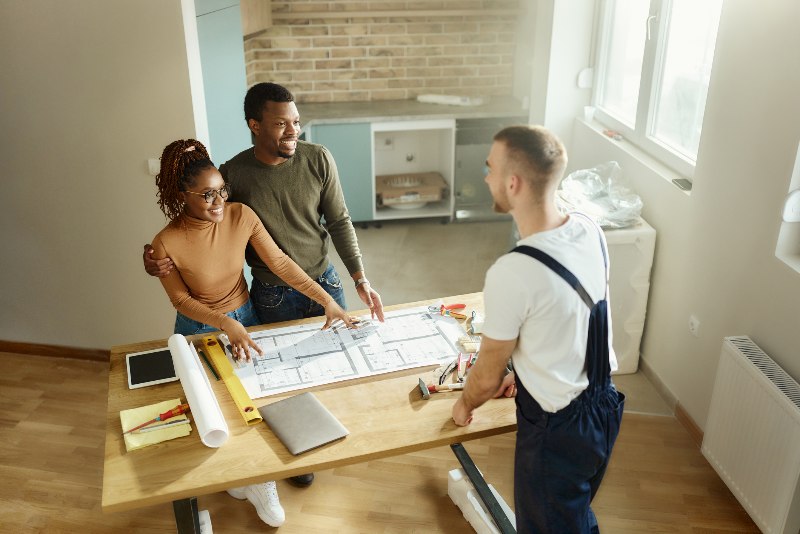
[376,172,447,208]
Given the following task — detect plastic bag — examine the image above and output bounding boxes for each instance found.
[556,161,643,229]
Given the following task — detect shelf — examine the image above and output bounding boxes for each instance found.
[374,201,452,221]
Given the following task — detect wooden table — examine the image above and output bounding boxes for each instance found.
[102,293,517,532]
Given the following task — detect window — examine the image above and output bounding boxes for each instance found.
[593,0,723,178]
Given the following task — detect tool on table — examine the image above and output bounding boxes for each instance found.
[441,303,467,320]
[418,378,465,400]
[468,310,484,335]
[457,352,471,382]
[458,334,481,353]
[199,336,263,426]
[135,419,191,433]
[428,303,468,320]
[438,356,459,385]
[197,348,220,381]
[432,383,465,393]
[123,403,190,434]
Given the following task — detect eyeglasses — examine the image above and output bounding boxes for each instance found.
[183,184,230,203]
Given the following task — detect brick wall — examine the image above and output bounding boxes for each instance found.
[244,0,525,103]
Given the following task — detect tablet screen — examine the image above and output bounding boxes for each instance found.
[126,348,178,389]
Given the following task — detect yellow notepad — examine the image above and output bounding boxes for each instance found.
[120,398,192,452]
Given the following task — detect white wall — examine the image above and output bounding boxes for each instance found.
[564,0,800,428]
[527,0,595,149]
[0,0,199,348]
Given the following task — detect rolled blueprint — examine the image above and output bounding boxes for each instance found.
[168,334,229,448]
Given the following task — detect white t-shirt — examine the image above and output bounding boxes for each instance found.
[482,214,617,412]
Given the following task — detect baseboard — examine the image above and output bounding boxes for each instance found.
[674,402,704,448]
[638,357,704,446]
[638,356,677,410]
[0,340,109,362]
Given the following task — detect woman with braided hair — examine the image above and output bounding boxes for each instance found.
[151,138,356,526]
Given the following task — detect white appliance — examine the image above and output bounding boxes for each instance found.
[605,217,656,374]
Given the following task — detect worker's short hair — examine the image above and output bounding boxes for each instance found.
[494,125,567,194]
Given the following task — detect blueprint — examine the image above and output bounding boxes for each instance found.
[221,306,464,398]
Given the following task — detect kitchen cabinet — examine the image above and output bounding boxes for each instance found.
[302,99,528,224]
[372,119,455,222]
[308,122,373,223]
[194,0,251,164]
[454,116,526,221]
[240,0,272,37]
[310,119,456,223]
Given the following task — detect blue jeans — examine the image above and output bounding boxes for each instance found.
[173,299,260,335]
[250,263,346,325]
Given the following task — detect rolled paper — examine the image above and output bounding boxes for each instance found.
[168,334,229,448]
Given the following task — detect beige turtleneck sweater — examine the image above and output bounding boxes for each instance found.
[151,202,331,329]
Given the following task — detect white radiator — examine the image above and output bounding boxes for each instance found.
[702,336,800,534]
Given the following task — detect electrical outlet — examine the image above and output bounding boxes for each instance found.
[688,315,700,337]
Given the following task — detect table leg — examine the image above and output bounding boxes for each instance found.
[172,497,201,534]
[450,443,516,534]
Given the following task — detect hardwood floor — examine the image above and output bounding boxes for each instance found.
[0,352,758,533]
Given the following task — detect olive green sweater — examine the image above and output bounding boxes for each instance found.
[220,141,363,286]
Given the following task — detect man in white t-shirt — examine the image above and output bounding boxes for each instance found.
[452,125,624,533]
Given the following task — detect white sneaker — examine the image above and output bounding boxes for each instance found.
[226,486,247,500]
[227,481,285,527]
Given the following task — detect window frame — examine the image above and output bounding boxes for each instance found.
[592,0,719,180]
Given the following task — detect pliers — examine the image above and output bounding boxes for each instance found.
[439,303,467,320]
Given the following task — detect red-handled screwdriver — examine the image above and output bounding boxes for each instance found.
[123,403,190,434]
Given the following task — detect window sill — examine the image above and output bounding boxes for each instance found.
[575,118,692,196]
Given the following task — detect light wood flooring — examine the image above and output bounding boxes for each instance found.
[0,351,758,533]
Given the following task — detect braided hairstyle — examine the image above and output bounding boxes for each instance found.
[156,139,215,221]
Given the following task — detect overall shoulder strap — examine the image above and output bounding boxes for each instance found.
[511,245,595,308]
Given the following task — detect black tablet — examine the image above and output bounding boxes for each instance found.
[126,347,179,389]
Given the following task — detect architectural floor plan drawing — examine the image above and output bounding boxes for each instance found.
[222,306,465,398]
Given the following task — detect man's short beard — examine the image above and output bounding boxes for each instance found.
[277,151,295,159]
[492,198,510,214]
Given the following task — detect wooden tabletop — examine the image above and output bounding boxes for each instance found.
[102,293,517,514]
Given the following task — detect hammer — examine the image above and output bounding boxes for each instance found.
[418,378,464,400]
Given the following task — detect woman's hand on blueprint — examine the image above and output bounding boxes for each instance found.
[321,299,357,330]
[322,299,356,330]
[221,316,264,362]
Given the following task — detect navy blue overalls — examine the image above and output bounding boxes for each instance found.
[510,226,625,534]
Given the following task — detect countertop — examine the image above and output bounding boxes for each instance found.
[300,96,528,127]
